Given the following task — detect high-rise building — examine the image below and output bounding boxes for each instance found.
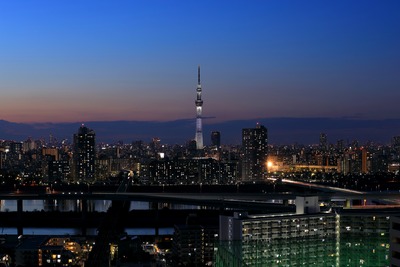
[42,147,59,161]
[217,197,337,266]
[320,132,327,150]
[216,197,392,267]
[73,125,96,181]
[22,138,36,153]
[339,209,390,266]
[361,147,368,173]
[195,66,204,150]
[390,215,400,266]
[10,142,23,154]
[172,224,218,266]
[241,123,268,182]
[172,214,218,266]
[211,131,221,148]
[337,139,345,152]
[48,160,70,182]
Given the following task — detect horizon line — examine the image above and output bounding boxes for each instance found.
[3,116,400,125]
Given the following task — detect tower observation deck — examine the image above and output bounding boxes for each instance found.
[195,65,204,149]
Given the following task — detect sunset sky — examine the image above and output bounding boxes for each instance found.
[0,0,399,123]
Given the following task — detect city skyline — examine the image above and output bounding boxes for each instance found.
[2,117,400,145]
[1,1,399,124]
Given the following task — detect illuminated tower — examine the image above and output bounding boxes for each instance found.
[195,65,204,149]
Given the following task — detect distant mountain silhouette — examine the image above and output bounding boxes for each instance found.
[0,117,400,145]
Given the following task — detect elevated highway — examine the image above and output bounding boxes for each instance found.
[2,179,400,216]
[1,190,400,207]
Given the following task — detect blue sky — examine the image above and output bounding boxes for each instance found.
[0,0,399,123]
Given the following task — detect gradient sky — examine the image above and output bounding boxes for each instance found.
[0,0,399,123]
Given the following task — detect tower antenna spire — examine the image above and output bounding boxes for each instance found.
[198,65,201,85]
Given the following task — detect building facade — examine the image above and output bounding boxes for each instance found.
[391,215,400,266]
[217,197,337,266]
[216,197,394,267]
[172,224,218,266]
[241,123,268,182]
[73,125,96,181]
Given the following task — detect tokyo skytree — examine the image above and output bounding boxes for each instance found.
[195,65,204,149]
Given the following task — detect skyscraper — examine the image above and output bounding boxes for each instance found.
[73,124,96,181]
[211,131,221,148]
[320,132,328,150]
[195,65,204,150]
[241,123,268,182]
[217,198,392,267]
[217,197,337,266]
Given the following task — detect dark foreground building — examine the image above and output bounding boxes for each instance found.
[216,196,393,267]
